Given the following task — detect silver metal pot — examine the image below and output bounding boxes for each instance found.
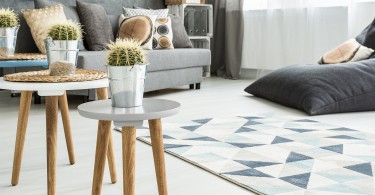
[0,27,19,57]
[44,37,79,76]
[107,64,148,108]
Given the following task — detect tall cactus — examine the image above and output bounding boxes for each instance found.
[47,20,82,40]
[107,39,148,66]
[0,8,19,28]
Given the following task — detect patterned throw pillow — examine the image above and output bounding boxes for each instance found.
[22,4,67,54]
[118,15,157,50]
[122,7,169,19]
[153,17,174,49]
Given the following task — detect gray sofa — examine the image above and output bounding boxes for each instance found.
[3,0,211,100]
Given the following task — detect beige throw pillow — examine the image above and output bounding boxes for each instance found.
[319,39,374,64]
[22,4,67,54]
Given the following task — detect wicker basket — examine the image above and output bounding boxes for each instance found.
[165,0,205,5]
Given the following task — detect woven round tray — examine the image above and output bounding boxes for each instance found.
[3,69,107,83]
[0,53,47,61]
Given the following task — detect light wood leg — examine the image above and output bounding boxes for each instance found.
[46,96,59,195]
[11,91,32,186]
[59,92,75,165]
[122,126,136,195]
[149,119,168,195]
[107,130,117,183]
[97,87,117,183]
[92,120,111,195]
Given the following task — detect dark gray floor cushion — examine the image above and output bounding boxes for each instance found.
[245,59,375,115]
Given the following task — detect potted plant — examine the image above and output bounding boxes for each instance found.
[106,38,149,108]
[45,20,82,76]
[0,8,19,57]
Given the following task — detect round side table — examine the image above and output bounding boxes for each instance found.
[78,99,181,195]
[0,78,117,195]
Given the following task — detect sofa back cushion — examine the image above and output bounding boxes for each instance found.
[76,0,114,51]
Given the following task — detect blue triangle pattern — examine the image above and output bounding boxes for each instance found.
[272,136,293,144]
[193,118,212,124]
[163,135,174,139]
[235,127,256,133]
[345,163,373,177]
[293,119,317,123]
[235,160,279,168]
[321,145,343,154]
[286,152,312,163]
[181,125,202,131]
[244,120,262,126]
[164,144,191,149]
[287,128,315,133]
[223,169,273,178]
[185,136,218,142]
[328,135,361,140]
[228,142,264,148]
[280,173,311,189]
[329,127,357,132]
[239,116,263,120]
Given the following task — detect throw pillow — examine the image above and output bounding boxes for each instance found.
[118,15,156,50]
[76,0,114,51]
[244,61,375,115]
[22,4,67,54]
[34,0,86,51]
[153,17,174,49]
[169,14,193,48]
[319,39,374,64]
[122,7,169,19]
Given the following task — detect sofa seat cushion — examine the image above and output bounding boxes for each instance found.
[146,48,211,72]
[244,59,375,115]
[78,48,211,72]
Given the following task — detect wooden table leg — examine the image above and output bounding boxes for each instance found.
[92,120,112,195]
[97,87,117,183]
[107,129,117,184]
[149,119,168,195]
[122,127,136,195]
[59,92,75,165]
[46,96,59,195]
[11,91,32,186]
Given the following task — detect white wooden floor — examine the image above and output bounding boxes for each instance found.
[0,77,374,195]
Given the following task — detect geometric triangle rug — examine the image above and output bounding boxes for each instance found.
[132,115,375,195]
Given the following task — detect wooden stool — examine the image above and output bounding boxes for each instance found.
[78,98,181,195]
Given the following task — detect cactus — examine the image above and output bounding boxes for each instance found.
[47,20,83,40]
[0,8,19,28]
[107,39,148,66]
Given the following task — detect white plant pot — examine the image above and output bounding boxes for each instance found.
[0,27,19,57]
[107,64,148,108]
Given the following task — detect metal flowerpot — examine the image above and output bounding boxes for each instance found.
[44,37,79,76]
[0,27,19,57]
[107,64,148,108]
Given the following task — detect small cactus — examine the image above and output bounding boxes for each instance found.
[0,8,19,28]
[107,39,148,66]
[47,20,83,41]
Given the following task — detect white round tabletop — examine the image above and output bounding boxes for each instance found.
[0,78,109,96]
[78,99,181,127]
